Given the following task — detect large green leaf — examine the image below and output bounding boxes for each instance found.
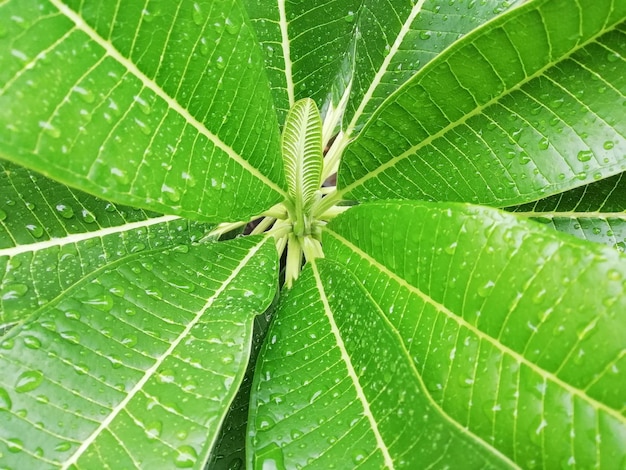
[0,161,213,330]
[342,0,524,136]
[0,235,278,469]
[338,0,626,207]
[0,0,287,222]
[241,0,360,124]
[249,259,510,468]
[323,201,626,467]
[208,304,275,470]
[508,172,626,250]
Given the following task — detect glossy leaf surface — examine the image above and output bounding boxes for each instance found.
[324,201,626,468]
[339,0,626,207]
[242,0,360,123]
[0,161,215,330]
[0,236,278,469]
[342,0,524,135]
[0,0,287,222]
[508,172,626,250]
[249,259,510,468]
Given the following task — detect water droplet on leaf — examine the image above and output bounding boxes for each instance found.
[15,370,44,393]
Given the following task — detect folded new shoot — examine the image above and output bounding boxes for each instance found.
[207,98,347,287]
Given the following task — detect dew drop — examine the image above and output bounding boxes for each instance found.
[60,331,80,344]
[64,309,81,320]
[133,95,152,115]
[257,415,276,431]
[55,441,72,452]
[344,10,355,22]
[81,209,97,223]
[55,204,74,219]
[15,370,44,393]
[224,17,240,34]
[477,280,495,298]
[419,31,431,40]
[7,438,23,453]
[146,288,162,299]
[121,334,137,348]
[182,380,197,392]
[146,421,163,440]
[537,137,549,150]
[38,120,61,138]
[72,86,95,104]
[134,118,152,136]
[607,269,622,281]
[74,363,89,375]
[0,387,12,410]
[0,209,7,221]
[172,244,189,254]
[518,153,531,165]
[577,150,593,162]
[26,224,44,238]
[603,140,614,150]
[1,283,28,300]
[191,3,204,25]
[23,336,41,350]
[174,445,198,468]
[161,184,181,203]
[83,294,113,312]
[157,369,176,383]
[199,37,209,56]
[352,450,366,464]
[255,443,284,469]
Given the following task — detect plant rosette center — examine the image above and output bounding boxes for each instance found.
[209,98,345,287]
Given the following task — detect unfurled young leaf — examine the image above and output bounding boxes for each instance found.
[0,0,624,468]
[282,98,323,214]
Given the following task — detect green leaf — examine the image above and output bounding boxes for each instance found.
[508,172,626,250]
[338,0,626,207]
[208,306,275,470]
[0,161,213,330]
[282,98,323,214]
[248,259,511,468]
[242,0,360,123]
[0,236,278,469]
[341,0,524,136]
[324,201,626,467]
[0,0,287,222]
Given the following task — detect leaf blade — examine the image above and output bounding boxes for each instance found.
[0,0,287,222]
[338,0,626,207]
[0,236,278,469]
[0,161,213,330]
[324,201,626,467]
[508,172,626,249]
[248,259,515,468]
[342,0,524,135]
